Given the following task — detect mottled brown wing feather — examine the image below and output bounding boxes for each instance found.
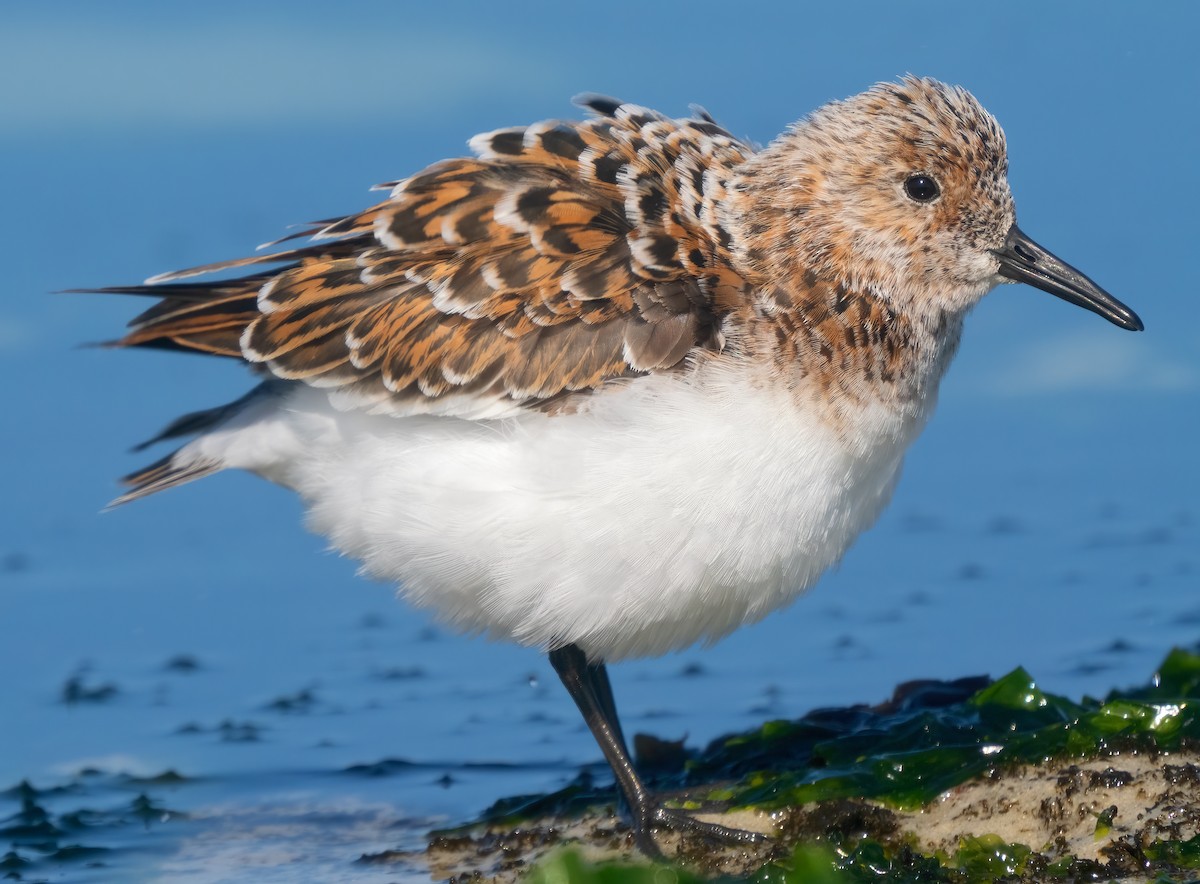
[96,100,756,417]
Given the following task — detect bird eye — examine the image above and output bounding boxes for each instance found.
[904,174,940,203]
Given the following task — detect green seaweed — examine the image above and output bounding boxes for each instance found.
[1144,834,1200,870]
[950,835,1033,879]
[713,654,1199,811]
[525,845,846,884]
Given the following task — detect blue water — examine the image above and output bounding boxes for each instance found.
[2,2,1198,880]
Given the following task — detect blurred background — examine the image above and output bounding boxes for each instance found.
[1,1,1196,880]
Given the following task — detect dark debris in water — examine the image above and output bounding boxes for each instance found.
[356,846,416,864]
[60,674,119,705]
[343,758,420,778]
[161,654,202,673]
[0,782,76,803]
[372,664,426,680]
[175,717,267,742]
[261,686,320,714]
[0,772,185,881]
[118,770,190,787]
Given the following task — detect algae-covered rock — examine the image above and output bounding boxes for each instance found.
[422,648,1200,882]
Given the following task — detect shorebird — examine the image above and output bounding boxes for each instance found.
[87,77,1142,854]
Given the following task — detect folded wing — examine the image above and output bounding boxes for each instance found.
[98,100,756,420]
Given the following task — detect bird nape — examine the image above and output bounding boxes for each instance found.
[84,76,1141,858]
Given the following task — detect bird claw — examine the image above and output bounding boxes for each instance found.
[633,803,770,856]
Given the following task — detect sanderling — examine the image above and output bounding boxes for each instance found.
[86,77,1142,854]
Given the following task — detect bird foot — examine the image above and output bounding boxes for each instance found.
[634,802,770,857]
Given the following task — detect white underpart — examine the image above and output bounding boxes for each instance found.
[171,362,937,661]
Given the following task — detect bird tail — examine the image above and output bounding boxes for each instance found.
[106,384,280,507]
[109,452,222,508]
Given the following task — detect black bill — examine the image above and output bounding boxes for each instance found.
[994,224,1143,331]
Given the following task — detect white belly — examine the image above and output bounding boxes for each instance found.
[192,366,932,661]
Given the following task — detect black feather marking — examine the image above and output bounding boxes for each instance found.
[515,187,556,223]
[685,121,730,138]
[591,152,624,185]
[539,226,583,255]
[387,204,434,245]
[488,130,526,156]
[638,187,667,221]
[640,234,681,270]
[621,111,657,129]
[538,125,587,160]
[446,207,492,244]
[128,290,259,330]
[484,251,534,290]
[64,273,275,303]
[131,386,272,451]
[132,406,231,452]
[572,93,624,116]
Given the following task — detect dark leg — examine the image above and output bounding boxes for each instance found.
[548,643,767,857]
[582,655,625,752]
